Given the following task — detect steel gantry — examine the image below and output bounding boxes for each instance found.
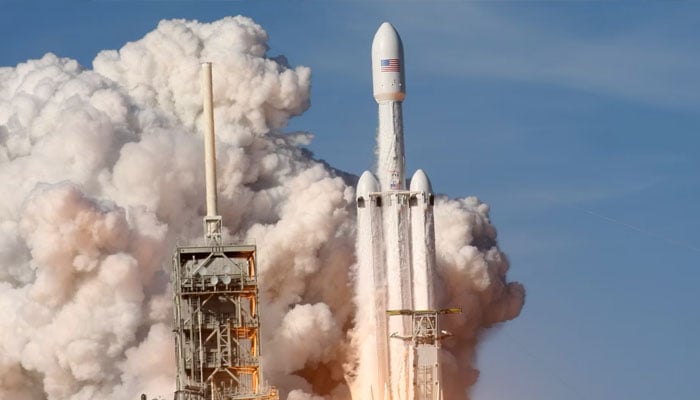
[172,244,278,400]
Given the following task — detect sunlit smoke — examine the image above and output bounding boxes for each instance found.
[0,16,523,400]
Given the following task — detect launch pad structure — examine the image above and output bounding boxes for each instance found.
[386,307,461,400]
[172,243,278,400]
[170,63,278,400]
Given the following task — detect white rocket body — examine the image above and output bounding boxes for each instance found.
[372,22,406,192]
[356,171,389,400]
[356,22,439,400]
[409,169,436,311]
[372,22,405,103]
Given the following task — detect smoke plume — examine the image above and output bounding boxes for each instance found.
[0,16,524,400]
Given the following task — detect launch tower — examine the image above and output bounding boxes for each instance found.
[172,63,278,400]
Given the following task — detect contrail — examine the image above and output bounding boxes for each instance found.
[570,205,700,253]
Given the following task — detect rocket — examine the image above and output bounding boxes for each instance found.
[356,22,441,400]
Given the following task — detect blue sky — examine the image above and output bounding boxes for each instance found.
[2,1,699,399]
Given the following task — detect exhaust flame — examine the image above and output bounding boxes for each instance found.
[0,16,524,400]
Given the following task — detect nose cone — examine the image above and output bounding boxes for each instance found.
[372,22,401,53]
[409,169,433,193]
[357,170,380,198]
[372,22,405,102]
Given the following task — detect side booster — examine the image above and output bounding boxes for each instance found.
[356,22,445,400]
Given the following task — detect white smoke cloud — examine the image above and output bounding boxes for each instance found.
[0,15,523,400]
[432,197,525,398]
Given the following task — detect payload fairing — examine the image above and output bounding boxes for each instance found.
[356,23,458,400]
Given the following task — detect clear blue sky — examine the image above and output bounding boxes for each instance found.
[2,1,698,399]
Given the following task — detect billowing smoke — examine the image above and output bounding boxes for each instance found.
[0,16,524,400]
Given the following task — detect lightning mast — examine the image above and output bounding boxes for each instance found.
[201,62,223,244]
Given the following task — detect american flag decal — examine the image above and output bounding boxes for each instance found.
[380,58,401,72]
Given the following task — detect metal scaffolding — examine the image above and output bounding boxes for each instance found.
[172,244,278,400]
[387,308,461,400]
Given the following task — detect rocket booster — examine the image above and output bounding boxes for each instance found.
[372,22,406,192]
